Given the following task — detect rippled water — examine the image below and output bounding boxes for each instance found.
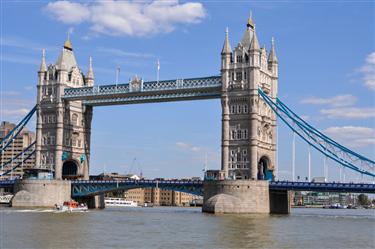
[1,207,374,249]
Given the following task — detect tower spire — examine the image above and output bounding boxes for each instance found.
[221,27,232,54]
[39,49,47,72]
[247,10,255,29]
[86,56,94,85]
[268,37,278,63]
[63,31,73,51]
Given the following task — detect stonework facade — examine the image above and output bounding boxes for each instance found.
[35,41,94,180]
[220,15,278,181]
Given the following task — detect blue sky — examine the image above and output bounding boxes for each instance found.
[1,1,374,181]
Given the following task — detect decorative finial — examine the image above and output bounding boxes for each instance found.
[247,10,254,28]
[39,48,47,72]
[272,37,275,47]
[63,31,73,51]
[89,56,92,67]
[225,27,229,35]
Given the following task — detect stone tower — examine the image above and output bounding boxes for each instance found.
[35,38,94,180]
[220,14,278,181]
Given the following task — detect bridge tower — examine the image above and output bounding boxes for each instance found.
[221,14,278,180]
[203,14,283,214]
[35,38,93,180]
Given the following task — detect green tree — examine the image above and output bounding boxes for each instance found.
[358,194,370,206]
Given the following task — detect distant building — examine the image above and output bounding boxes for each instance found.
[90,172,143,181]
[0,121,36,179]
[293,191,357,206]
[124,188,199,207]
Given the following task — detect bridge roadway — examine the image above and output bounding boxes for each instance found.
[2,180,375,196]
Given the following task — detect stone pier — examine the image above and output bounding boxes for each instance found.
[269,189,291,214]
[202,180,270,214]
[11,179,71,208]
[203,180,291,214]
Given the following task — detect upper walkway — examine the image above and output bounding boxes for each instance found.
[62,76,222,106]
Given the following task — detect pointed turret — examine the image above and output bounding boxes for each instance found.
[241,11,255,49]
[56,37,77,71]
[221,27,232,54]
[86,56,94,86]
[39,49,47,72]
[250,29,260,51]
[268,37,278,63]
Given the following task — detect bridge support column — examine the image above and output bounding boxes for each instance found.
[202,180,270,214]
[74,194,105,209]
[269,189,291,214]
[11,179,71,207]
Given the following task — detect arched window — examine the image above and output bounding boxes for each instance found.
[71,114,79,126]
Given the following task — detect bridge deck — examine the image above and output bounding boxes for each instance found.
[63,76,222,106]
[2,180,374,196]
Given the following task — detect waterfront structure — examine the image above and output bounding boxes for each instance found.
[220,15,278,180]
[35,43,93,180]
[0,122,35,179]
[124,188,198,207]
[4,13,374,212]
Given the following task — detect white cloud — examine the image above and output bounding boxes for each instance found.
[97,47,154,58]
[358,52,375,90]
[324,126,375,148]
[176,142,204,153]
[45,1,90,24]
[320,107,375,119]
[45,0,206,37]
[301,94,356,107]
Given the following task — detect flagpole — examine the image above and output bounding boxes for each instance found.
[157,59,160,83]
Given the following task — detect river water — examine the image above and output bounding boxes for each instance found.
[0,207,374,249]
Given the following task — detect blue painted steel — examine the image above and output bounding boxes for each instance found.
[258,89,375,177]
[277,99,374,164]
[0,179,17,188]
[63,76,222,106]
[269,181,375,193]
[71,179,204,197]
[70,180,375,197]
[1,179,374,194]
[0,105,37,153]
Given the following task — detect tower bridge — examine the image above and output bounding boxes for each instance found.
[1,14,374,213]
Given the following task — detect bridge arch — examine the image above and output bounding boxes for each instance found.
[62,160,79,180]
[258,155,273,180]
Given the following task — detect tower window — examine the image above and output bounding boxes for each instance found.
[236,56,243,63]
[236,72,242,81]
[244,105,248,114]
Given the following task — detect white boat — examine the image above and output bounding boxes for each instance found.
[0,194,14,204]
[105,198,138,207]
[55,201,88,212]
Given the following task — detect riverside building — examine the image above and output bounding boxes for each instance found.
[0,121,36,179]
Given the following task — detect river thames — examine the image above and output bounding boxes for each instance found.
[0,207,374,249]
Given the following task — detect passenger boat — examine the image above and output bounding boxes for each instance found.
[105,198,138,207]
[0,193,13,204]
[56,201,88,212]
